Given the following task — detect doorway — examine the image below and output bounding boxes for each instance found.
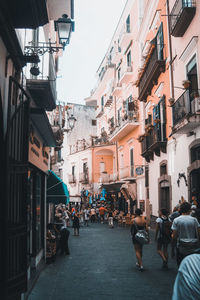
[159,181,170,212]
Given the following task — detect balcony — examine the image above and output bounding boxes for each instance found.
[79,172,89,184]
[27,53,56,111]
[68,174,76,184]
[119,65,134,85]
[5,0,48,29]
[119,166,135,181]
[118,23,132,46]
[112,83,122,97]
[140,126,167,162]
[137,45,165,101]
[109,112,139,142]
[172,90,200,134]
[99,173,117,183]
[170,0,196,37]
[96,108,104,118]
[104,95,113,107]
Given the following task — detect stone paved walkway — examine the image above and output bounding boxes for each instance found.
[29,223,177,300]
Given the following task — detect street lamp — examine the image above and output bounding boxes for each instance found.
[68,114,76,130]
[54,14,75,49]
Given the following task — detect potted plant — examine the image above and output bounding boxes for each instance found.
[168,97,175,106]
[182,80,191,89]
[154,119,161,124]
[137,134,145,142]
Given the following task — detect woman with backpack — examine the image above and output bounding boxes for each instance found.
[130,208,149,271]
[155,208,172,268]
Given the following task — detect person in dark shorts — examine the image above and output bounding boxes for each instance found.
[130,208,149,271]
[155,208,172,268]
[60,226,70,255]
[72,213,80,236]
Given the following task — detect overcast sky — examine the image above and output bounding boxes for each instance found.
[57,0,127,104]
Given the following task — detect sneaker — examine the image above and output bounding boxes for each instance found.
[136,262,140,268]
[139,266,144,271]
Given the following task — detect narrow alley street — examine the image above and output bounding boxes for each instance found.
[29,223,177,300]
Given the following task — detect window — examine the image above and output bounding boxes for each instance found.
[101,96,104,111]
[160,163,167,176]
[156,22,164,60]
[92,120,97,126]
[83,162,88,173]
[117,68,121,81]
[126,15,130,33]
[130,148,134,177]
[72,165,75,175]
[186,55,198,101]
[117,108,122,125]
[191,145,200,163]
[127,50,131,67]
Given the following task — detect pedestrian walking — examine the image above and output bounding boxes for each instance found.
[72,213,80,236]
[96,207,100,222]
[60,225,70,255]
[99,205,107,224]
[90,207,96,223]
[130,208,149,271]
[108,211,114,228]
[83,207,90,226]
[171,201,200,266]
[172,254,200,300]
[155,208,172,268]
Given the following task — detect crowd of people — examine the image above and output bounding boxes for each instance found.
[46,198,200,299]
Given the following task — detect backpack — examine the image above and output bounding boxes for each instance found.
[159,217,172,239]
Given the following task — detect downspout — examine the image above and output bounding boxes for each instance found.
[114,65,119,180]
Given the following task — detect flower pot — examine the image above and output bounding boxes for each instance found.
[168,98,175,106]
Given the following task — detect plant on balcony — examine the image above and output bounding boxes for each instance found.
[122,113,128,121]
[168,97,175,106]
[145,124,154,133]
[182,80,191,89]
[137,134,145,142]
[154,119,161,124]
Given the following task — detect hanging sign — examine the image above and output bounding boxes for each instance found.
[135,167,144,175]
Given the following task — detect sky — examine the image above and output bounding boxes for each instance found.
[57,0,127,104]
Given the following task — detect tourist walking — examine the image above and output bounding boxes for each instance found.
[72,213,80,236]
[108,211,114,228]
[155,208,172,268]
[83,207,90,226]
[171,201,200,266]
[90,207,96,223]
[60,225,70,255]
[130,208,149,271]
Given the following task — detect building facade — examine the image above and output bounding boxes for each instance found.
[0,1,74,299]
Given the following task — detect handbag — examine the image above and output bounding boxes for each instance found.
[178,239,200,256]
[134,222,149,245]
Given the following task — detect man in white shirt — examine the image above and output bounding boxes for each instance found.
[171,202,200,266]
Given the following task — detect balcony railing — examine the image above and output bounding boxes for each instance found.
[109,111,139,142]
[118,23,131,45]
[170,0,196,37]
[137,45,165,101]
[27,53,56,111]
[68,174,76,184]
[119,65,133,84]
[79,172,89,184]
[104,95,113,107]
[172,90,200,133]
[141,126,167,162]
[119,166,135,180]
[99,173,117,183]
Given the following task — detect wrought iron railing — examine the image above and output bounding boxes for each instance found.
[170,0,196,33]
[172,90,191,126]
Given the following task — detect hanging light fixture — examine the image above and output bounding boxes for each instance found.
[68,114,76,130]
[54,14,75,49]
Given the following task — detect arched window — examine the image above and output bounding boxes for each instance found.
[160,161,167,176]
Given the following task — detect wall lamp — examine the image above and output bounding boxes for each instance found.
[68,114,77,131]
[24,15,74,60]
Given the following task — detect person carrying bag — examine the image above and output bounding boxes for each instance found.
[130,208,149,271]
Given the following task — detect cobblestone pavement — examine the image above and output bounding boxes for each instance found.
[29,223,177,300]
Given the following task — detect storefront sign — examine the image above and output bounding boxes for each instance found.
[136,167,144,175]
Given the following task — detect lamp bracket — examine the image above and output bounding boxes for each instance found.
[24,40,64,56]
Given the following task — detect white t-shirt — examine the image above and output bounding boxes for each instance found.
[84,209,90,220]
[172,215,200,241]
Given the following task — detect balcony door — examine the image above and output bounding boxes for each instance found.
[187,56,198,100]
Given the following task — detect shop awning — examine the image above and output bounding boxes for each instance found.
[47,170,69,205]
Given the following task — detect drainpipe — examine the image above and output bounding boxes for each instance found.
[166,0,175,99]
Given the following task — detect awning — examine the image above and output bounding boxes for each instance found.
[100,181,125,193]
[47,170,69,205]
[30,108,56,147]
